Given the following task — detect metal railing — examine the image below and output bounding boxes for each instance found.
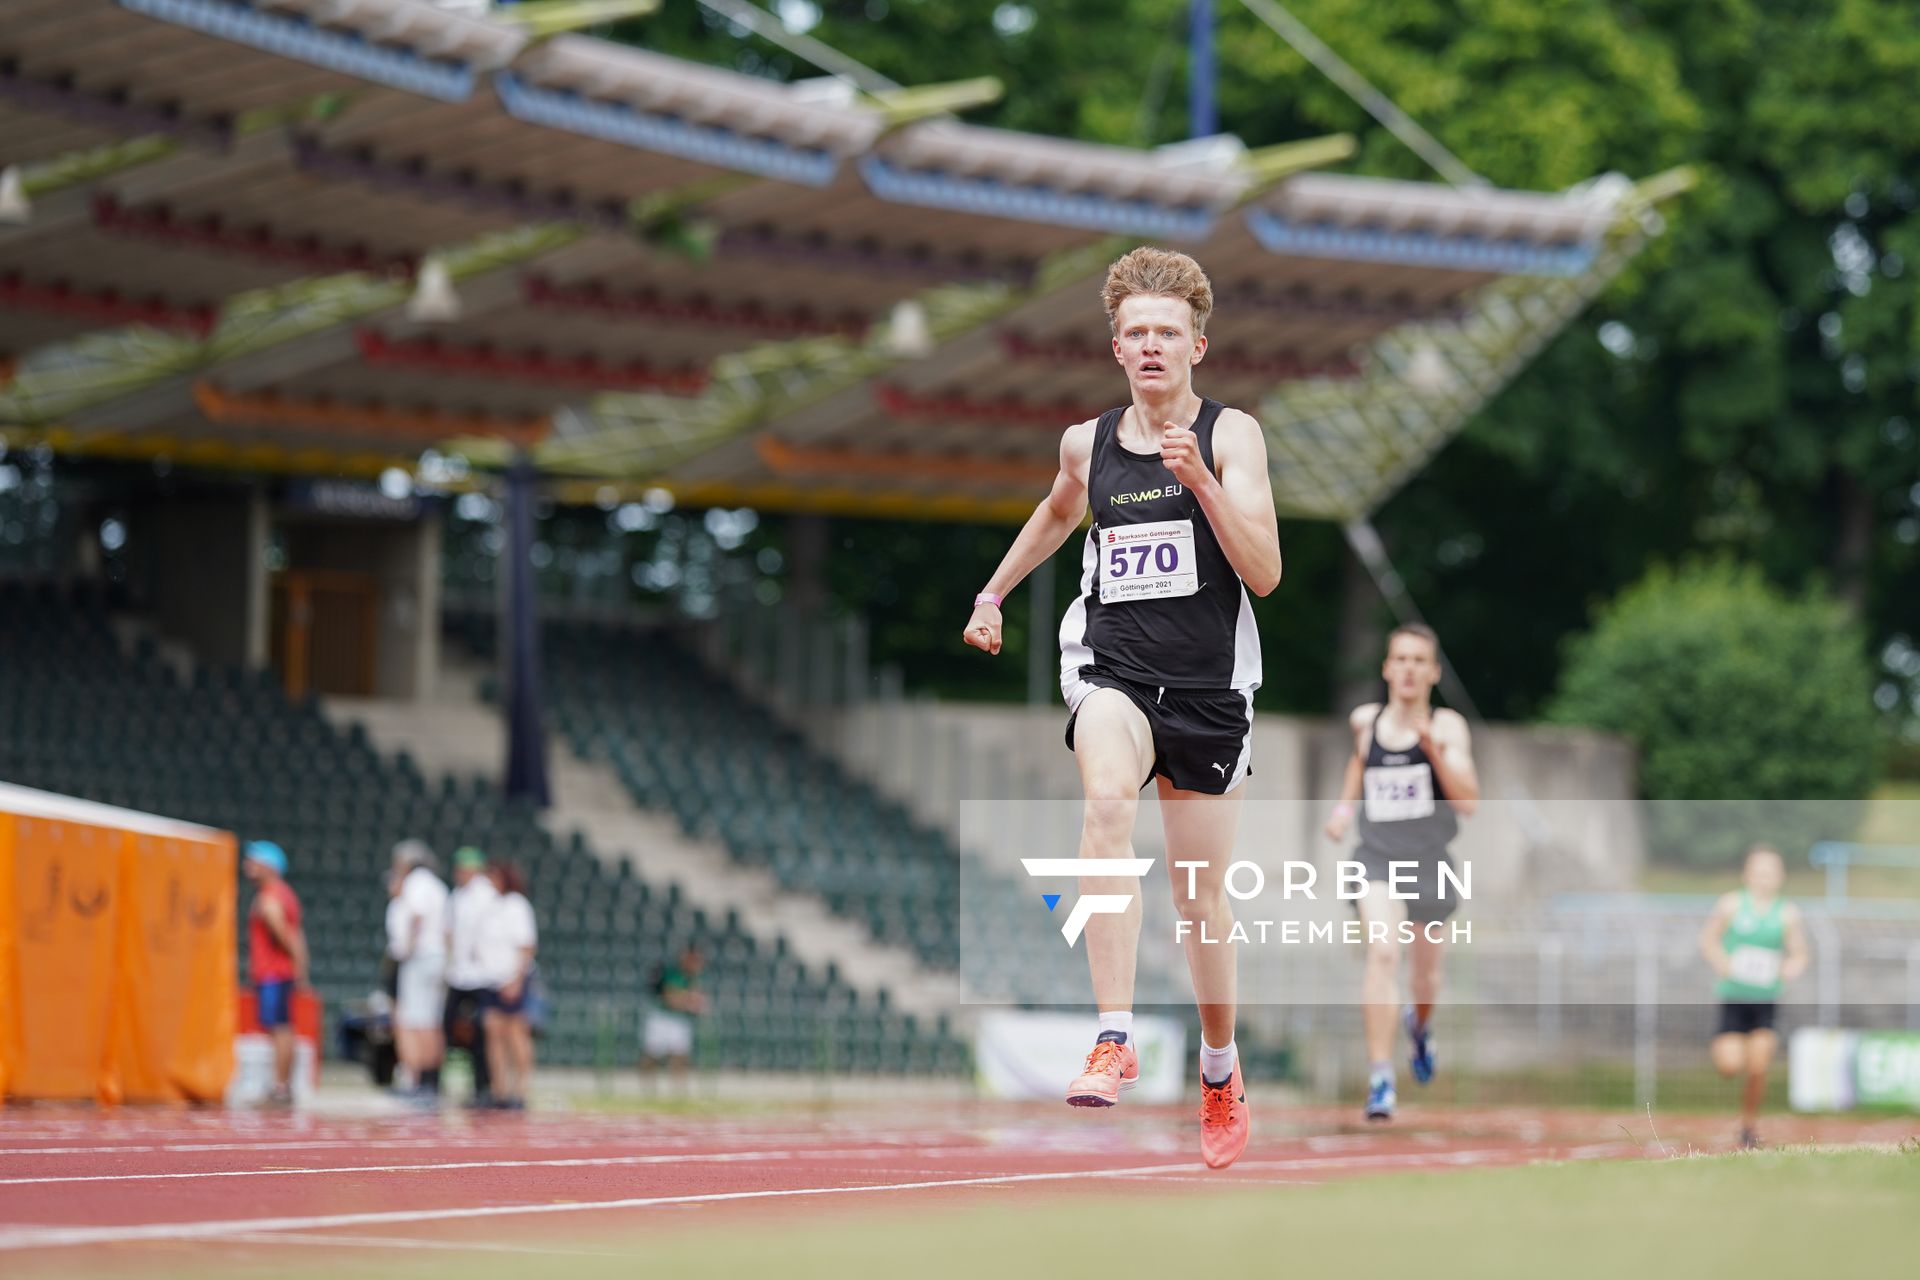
[1809,841,1920,902]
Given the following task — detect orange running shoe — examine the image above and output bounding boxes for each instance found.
[1198,1062,1250,1169]
[1065,1033,1140,1107]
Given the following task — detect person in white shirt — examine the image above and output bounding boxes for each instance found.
[385,840,449,1097]
[443,846,500,1105]
[479,860,539,1111]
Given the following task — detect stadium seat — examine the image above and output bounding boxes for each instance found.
[0,586,969,1076]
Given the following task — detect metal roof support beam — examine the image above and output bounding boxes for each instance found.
[693,0,899,94]
[118,0,490,102]
[602,132,1357,485]
[1240,134,1358,188]
[506,0,664,40]
[1257,171,1694,521]
[0,90,377,251]
[1236,0,1485,190]
[3,223,583,427]
[866,78,1005,128]
[12,134,181,202]
[519,234,1132,477]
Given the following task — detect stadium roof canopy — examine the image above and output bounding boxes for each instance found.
[0,0,1686,523]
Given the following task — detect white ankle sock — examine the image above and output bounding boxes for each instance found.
[1369,1060,1395,1086]
[1097,1010,1133,1041]
[1200,1040,1235,1083]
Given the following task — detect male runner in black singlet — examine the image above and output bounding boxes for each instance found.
[962,247,1281,1170]
[1324,624,1479,1121]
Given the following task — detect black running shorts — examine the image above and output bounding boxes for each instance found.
[1715,1001,1777,1037]
[1063,664,1254,796]
[1349,846,1463,924]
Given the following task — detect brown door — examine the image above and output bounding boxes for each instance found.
[272,571,379,698]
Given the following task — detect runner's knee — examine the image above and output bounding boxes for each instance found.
[1364,938,1401,972]
[1081,786,1138,833]
[1173,882,1228,922]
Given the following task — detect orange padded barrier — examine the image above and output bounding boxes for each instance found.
[0,790,236,1105]
[115,832,237,1103]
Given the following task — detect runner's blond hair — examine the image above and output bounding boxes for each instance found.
[1102,247,1214,336]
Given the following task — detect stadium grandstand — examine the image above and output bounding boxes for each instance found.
[4,4,1918,1277]
[0,0,1682,522]
[0,0,1694,1097]
[0,578,967,1073]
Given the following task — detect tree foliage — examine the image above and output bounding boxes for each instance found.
[601,2,1920,738]
[1549,560,1879,861]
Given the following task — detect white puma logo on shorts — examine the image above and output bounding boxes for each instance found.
[1211,762,1229,778]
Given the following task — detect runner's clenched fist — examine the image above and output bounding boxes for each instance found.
[1160,421,1208,489]
[962,600,1002,654]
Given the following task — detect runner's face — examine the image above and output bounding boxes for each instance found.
[1744,851,1784,895]
[1381,634,1440,700]
[1112,295,1204,394]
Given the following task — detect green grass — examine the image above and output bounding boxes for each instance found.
[1411,1061,1787,1113]
[49,1149,1920,1280]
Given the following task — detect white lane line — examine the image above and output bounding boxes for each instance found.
[0,1139,518,1158]
[215,1232,635,1258]
[0,1131,948,1158]
[0,1146,984,1187]
[0,1136,820,1158]
[0,1161,1202,1252]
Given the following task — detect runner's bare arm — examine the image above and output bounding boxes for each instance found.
[259,895,294,953]
[1427,709,1480,816]
[1173,408,1280,596]
[1324,751,1364,841]
[1781,904,1811,981]
[506,943,535,998]
[1337,751,1363,805]
[1698,893,1737,977]
[263,897,311,988]
[962,421,1095,655]
[262,895,310,988]
[1349,703,1378,756]
[292,925,310,988]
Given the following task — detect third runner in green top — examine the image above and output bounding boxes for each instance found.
[1698,843,1809,1148]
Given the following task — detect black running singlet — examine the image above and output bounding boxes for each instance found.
[1058,399,1261,691]
[1355,706,1459,858]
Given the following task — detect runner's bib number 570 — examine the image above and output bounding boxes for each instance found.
[1098,521,1198,604]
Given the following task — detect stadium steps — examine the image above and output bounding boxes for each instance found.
[105,615,199,688]
[444,613,964,972]
[325,664,510,785]
[325,656,965,1021]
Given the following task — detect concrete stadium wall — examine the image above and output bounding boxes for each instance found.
[825,701,1644,903]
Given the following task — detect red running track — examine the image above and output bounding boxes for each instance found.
[0,1103,1906,1272]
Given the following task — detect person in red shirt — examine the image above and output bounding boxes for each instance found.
[244,841,308,1106]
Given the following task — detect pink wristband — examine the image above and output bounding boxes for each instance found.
[1333,803,1354,818]
[974,592,1003,608]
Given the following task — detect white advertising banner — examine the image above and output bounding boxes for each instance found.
[1790,1027,1920,1112]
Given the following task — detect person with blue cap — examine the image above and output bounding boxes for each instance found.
[244,840,308,1107]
